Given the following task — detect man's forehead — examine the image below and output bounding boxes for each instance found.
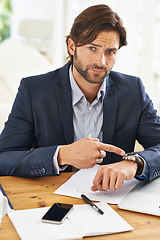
[92,31,120,47]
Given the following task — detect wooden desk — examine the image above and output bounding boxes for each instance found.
[0,173,159,240]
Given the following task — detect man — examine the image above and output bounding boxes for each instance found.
[0,5,160,192]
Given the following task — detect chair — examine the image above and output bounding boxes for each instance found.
[18,19,53,54]
[0,38,54,132]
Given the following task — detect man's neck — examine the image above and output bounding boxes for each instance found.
[72,66,102,104]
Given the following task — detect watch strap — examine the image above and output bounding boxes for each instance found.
[135,156,143,176]
[123,152,143,176]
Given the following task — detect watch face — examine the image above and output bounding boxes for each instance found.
[125,152,136,156]
[123,152,138,161]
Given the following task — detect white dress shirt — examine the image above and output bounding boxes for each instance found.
[53,66,106,174]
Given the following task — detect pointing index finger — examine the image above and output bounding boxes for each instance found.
[98,142,125,156]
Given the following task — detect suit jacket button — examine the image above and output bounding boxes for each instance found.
[154,171,157,177]
[41,168,46,173]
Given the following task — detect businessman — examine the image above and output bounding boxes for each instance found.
[0,4,160,192]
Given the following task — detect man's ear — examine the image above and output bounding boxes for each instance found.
[67,38,75,56]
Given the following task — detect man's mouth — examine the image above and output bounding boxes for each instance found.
[91,68,105,75]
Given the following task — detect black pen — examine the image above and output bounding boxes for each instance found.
[81,194,104,215]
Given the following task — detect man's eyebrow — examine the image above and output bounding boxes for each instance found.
[89,43,102,47]
[89,43,118,51]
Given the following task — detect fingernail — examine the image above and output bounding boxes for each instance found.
[121,151,125,156]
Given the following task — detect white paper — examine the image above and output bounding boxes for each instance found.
[8,207,81,240]
[54,165,139,204]
[68,202,133,237]
[8,202,133,240]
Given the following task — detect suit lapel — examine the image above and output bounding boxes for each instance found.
[54,65,118,148]
[55,64,74,144]
[103,75,117,146]
[102,76,117,164]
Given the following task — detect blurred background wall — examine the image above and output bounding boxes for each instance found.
[0,0,160,113]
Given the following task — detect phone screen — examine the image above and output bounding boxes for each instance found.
[42,203,73,224]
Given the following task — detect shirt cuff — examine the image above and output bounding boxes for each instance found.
[53,146,68,175]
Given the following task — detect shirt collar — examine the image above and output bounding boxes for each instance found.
[69,65,106,106]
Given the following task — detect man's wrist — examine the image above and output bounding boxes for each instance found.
[57,145,69,167]
[123,152,144,176]
[53,146,68,175]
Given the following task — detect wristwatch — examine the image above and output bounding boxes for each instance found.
[123,152,144,176]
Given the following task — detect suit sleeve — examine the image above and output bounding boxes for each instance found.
[136,78,160,181]
[0,78,58,177]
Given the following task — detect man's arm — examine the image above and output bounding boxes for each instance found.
[136,78,160,181]
[91,77,160,191]
[0,147,56,177]
[0,77,59,177]
[58,137,125,169]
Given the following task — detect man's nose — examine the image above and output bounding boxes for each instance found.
[95,53,106,66]
[101,54,105,65]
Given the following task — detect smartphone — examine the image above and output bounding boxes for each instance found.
[42,203,73,224]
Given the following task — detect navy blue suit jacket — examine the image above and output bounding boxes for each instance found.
[0,63,160,180]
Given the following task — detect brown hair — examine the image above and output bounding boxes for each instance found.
[66,4,127,64]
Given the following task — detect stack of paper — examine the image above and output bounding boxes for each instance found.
[8,202,133,240]
[54,164,139,204]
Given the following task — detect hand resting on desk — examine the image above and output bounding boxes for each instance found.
[91,160,137,192]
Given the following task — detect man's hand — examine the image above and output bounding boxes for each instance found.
[91,160,137,191]
[58,137,125,169]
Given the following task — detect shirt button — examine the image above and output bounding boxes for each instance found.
[88,133,92,138]
[88,106,92,110]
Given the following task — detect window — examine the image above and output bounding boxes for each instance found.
[0,0,11,42]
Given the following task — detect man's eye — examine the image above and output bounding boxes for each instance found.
[107,50,114,55]
[88,46,95,51]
